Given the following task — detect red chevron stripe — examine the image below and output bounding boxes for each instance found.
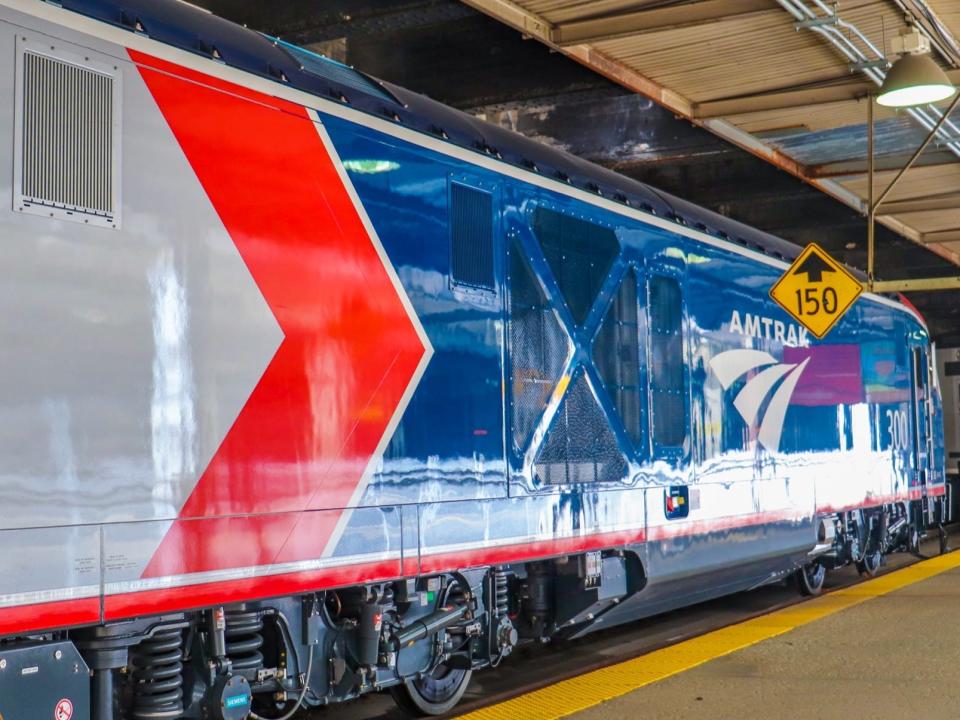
[129,51,425,578]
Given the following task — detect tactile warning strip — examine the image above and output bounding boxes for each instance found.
[456,550,960,720]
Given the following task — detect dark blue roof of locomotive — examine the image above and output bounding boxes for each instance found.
[59,0,809,266]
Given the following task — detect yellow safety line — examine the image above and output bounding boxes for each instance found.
[456,551,960,720]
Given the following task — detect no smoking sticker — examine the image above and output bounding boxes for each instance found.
[54,698,73,720]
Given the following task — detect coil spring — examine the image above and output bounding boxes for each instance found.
[130,626,185,720]
[224,608,264,671]
[493,568,509,618]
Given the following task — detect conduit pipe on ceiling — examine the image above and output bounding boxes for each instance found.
[785,0,960,146]
[890,0,960,68]
[793,0,960,149]
[777,0,960,157]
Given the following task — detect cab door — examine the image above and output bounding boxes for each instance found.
[909,344,935,516]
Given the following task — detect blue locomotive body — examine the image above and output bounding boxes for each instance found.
[322,109,943,620]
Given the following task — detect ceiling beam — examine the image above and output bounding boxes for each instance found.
[805,151,959,179]
[922,229,960,243]
[694,69,960,118]
[696,82,871,119]
[457,0,553,43]
[459,0,698,114]
[552,0,778,46]
[877,192,960,216]
[871,275,960,292]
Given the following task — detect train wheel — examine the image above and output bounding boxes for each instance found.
[856,549,882,577]
[390,664,472,717]
[795,561,826,596]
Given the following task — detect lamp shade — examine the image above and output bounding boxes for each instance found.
[877,52,956,107]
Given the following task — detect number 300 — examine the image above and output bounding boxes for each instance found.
[885,409,909,451]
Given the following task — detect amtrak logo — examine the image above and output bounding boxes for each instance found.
[709,349,810,452]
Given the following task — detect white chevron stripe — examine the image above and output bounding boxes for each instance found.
[733,362,797,426]
[710,349,810,452]
[306,113,435,559]
[758,358,810,451]
[710,349,777,388]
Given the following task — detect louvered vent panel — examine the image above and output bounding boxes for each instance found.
[451,182,495,290]
[21,52,115,216]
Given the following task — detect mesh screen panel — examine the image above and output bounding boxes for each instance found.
[649,276,686,447]
[532,207,619,325]
[510,243,569,452]
[593,269,642,446]
[535,373,628,485]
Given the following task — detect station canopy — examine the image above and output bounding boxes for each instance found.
[459,0,960,266]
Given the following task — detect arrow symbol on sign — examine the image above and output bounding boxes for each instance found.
[791,252,835,283]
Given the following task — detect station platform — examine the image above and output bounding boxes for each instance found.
[458,550,960,720]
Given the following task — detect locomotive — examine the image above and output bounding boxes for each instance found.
[0,0,947,718]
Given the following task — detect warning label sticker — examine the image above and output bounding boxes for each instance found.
[54,699,73,720]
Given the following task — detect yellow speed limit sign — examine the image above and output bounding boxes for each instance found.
[769,243,863,339]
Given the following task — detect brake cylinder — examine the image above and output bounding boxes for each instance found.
[358,602,384,667]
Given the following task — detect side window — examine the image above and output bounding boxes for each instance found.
[649,275,686,448]
[450,182,494,291]
[509,241,570,452]
[912,345,931,449]
[593,268,642,447]
[913,347,928,400]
